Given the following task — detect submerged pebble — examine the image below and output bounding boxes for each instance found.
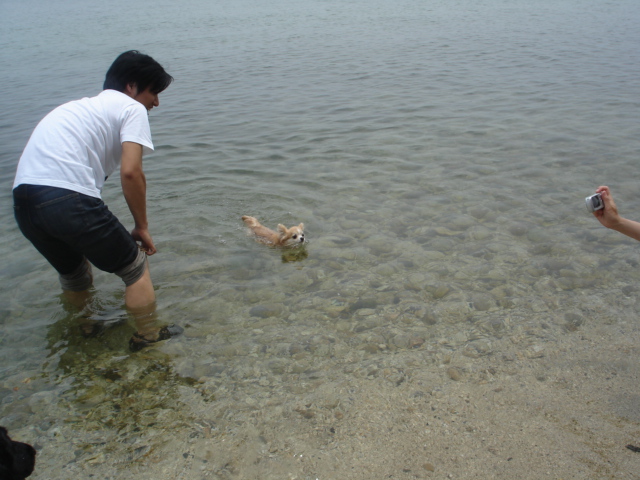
[249,304,285,318]
[447,367,462,381]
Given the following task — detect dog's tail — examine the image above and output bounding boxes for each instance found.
[241,215,259,227]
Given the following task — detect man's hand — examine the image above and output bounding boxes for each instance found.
[593,185,621,229]
[131,227,157,255]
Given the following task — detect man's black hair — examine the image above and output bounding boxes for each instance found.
[103,50,173,94]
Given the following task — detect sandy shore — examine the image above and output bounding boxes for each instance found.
[9,313,636,480]
[171,321,640,480]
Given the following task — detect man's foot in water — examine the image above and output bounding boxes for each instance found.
[129,324,184,352]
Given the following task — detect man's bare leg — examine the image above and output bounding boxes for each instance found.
[60,259,94,311]
[124,263,155,310]
[125,264,183,350]
[62,289,93,311]
[59,259,97,336]
[125,264,159,339]
[62,289,98,336]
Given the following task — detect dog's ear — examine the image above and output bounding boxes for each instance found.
[277,224,288,236]
[298,223,304,230]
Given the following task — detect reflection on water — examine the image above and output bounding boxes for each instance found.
[280,246,309,263]
[1,0,640,477]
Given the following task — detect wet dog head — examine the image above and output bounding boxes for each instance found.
[277,223,305,247]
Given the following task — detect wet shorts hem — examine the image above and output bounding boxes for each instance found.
[115,248,148,286]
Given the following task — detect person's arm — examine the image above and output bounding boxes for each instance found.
[593,185,640,242]
[121,141,156,255]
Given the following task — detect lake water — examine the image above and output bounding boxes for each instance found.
[1,0,640,478]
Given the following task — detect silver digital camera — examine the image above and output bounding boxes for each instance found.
[585,193,604,213]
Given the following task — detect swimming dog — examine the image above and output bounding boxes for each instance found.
[241,216,305,247]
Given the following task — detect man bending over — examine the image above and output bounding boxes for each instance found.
[13,50,182,351]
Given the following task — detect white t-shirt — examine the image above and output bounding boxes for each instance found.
[13,89,154,199]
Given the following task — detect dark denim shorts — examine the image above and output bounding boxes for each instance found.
[13,184,139,276]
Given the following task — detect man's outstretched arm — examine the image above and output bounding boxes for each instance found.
[121,141,156,255]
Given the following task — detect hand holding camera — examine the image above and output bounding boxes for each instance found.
[587,186,640,242]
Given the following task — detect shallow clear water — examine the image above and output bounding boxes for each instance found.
[1,0,640,477]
